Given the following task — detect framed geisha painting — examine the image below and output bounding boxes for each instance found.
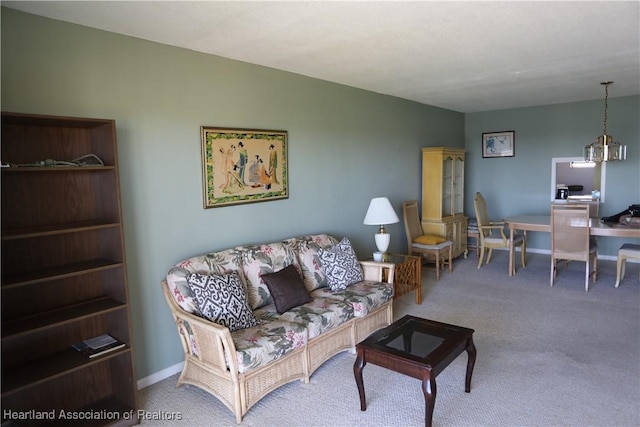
[201,127,288,208]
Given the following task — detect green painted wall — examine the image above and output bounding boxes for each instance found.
[1,8,463,380]
[2,8,638,383]
[465,99,640,255]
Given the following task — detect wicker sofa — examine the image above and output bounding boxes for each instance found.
[161,233,395,423]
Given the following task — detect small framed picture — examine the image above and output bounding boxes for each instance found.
[482,131,515,158]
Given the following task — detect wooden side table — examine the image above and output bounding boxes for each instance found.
[374,254,422,304]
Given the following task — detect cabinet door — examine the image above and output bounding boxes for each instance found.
[442,156,454,217]
[452,216,468,257]
[453,155,465,215]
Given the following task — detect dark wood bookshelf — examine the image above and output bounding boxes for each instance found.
[1,112,139,426]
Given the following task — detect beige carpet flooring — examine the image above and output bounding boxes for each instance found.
[139,251,640,426]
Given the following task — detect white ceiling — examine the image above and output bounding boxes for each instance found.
[3,1,639,113]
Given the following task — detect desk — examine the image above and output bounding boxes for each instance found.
[504,215,640,276]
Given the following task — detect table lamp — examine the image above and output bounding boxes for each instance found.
[363,197,400,253]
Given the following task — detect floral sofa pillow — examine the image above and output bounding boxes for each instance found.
[166,247,245,314]
[286,234,339,292]
[240,242,301,310]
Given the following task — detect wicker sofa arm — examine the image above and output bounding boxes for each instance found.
[359,260,395,284]
[161,280,239,375]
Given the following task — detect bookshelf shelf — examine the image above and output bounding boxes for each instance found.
[2,259,124,289]
[1,346,131,396]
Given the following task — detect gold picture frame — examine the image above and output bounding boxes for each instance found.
[201,127,288,208]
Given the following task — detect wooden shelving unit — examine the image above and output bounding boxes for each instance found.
[1,112,139,426]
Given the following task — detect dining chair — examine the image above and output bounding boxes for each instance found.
[550,204,597,291]
[473,192,526,275]
[615,243,640,288]
[402,200,453,280]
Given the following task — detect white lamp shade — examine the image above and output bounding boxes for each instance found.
[363,197,399,225]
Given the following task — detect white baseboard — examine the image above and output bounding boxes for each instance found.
[137,361,183,390]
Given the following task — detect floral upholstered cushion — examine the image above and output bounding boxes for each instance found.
[255,297,354,339]
[231,319,307,373]
[317,237,364,291]
[166,267,200,313]
[311,280,394,317]
[177,318,199,357]
[240,242,301,310]
[166,248,245,314]
[289,234,339,291]
[186,272,260,332]
[261,264,312,314]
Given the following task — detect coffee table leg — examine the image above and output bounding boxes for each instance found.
[353,348,367,411]
[422,373,437,427]
[465,336,477,393]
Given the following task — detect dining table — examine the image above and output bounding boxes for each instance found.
[503,215,640,277]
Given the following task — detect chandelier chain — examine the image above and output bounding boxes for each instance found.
[602,82,609,135]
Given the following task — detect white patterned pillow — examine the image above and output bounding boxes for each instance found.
[186,272,259,332]
[317,237,364,291]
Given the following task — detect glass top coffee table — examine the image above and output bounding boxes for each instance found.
[353,315,476,427]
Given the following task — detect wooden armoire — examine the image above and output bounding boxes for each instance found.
[421,147,468,258]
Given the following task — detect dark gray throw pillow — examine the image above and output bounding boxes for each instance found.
[261,264,312,314]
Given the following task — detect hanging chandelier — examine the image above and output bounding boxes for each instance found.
[584,81,626,162]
